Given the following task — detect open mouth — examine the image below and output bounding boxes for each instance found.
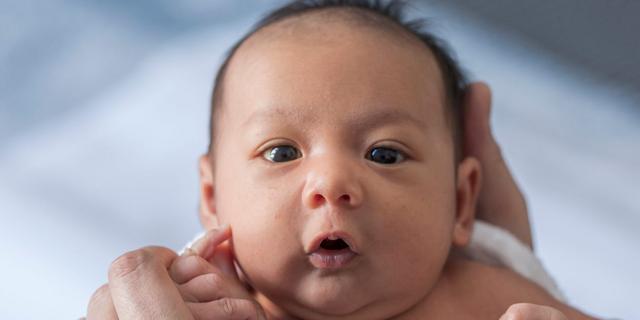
[308,234,358,269]
[320,238,350,251]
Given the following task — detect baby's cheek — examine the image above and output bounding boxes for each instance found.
[367,232,449,309]
[231,210,296,263]
[232,223,303,299]
[378,202,454,279]
[231,228,271,280]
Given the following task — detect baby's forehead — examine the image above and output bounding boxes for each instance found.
[239,8,435,64]
[216,14,447,132]
[226,12,445,100]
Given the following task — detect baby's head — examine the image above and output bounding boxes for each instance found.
[198,1,481,318]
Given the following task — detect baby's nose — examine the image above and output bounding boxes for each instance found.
[302,160,363,210]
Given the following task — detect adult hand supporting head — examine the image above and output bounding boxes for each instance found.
[463,82,533,249]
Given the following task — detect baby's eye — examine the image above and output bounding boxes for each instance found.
[366,147,405,164]
[263,145,302,163]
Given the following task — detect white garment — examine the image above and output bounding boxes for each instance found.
[464,221,566,302]
[184,221,566,302]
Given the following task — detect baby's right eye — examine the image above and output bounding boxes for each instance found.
[263,145,302,163]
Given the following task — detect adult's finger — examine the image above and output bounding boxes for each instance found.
[108,246,192,319]
[462,82,533,248]
[188,298,266,320]
[499,303,569,320]
[86,284,117,320]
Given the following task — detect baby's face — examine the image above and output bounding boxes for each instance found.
[200,22,476,319]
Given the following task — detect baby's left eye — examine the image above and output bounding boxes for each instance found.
[366,147,405,164]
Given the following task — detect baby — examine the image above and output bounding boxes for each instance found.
[87,1,598,319]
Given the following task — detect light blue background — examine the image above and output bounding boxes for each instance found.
[1,1,638,319]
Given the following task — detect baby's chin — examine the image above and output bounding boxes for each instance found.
[274,270,385,318]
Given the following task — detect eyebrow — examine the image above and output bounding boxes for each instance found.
[243,106,427,132]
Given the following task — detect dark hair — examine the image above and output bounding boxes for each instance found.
[208,0,467,159]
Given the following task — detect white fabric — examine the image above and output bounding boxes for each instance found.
[464,221,567,302]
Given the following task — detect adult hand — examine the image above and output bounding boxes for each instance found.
[86,226,265,319]
[87,246,194,319]
[500,303,569,320]
[463,82,533,248]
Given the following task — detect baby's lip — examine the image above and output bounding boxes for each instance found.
[306,231,360,255]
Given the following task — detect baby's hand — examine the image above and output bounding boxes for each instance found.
[169,226,266,320]
[500,303,569,320]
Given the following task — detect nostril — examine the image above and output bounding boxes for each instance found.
[309,193,352,207]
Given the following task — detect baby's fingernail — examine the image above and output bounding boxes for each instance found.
[181,247,196,257]
[192,224,232,258]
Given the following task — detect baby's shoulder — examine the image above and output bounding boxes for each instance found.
[438,257,595,319]
[447,258,552,301]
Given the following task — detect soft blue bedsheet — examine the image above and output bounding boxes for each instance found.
[0,1,637,319]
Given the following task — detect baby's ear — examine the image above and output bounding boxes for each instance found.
[452,157,482,247]
[199,154,219,229]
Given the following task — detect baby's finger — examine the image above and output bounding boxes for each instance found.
[209,240,240,280]
[184,225,240,280]
[188,298,266,320]
[191,225,232,260]
[178,273,227,302]
[177,272,240,302]
[170,253,219,285]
